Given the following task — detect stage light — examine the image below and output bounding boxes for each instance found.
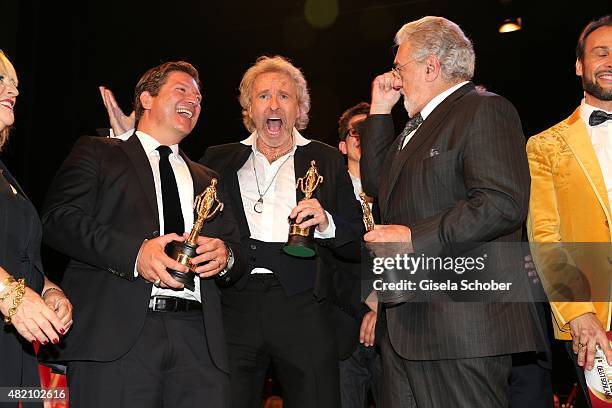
[499,17,522,33]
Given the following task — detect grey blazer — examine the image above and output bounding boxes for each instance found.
[360,82,545,360]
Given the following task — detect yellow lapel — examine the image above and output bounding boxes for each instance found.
[558,108,612,222]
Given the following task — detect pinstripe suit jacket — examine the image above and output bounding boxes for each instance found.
[360,82,542,360]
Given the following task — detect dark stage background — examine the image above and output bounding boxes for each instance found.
[3,0,609,208]
[2,0,609,400]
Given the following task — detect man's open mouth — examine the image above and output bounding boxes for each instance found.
[266,118,283,134]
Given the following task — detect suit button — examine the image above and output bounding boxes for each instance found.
[152,230,160,237]
[250,244,256,250]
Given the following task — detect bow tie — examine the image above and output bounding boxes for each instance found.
[589,110,612,126]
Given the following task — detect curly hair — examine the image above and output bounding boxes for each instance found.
[395,16,475,83]
[239,55,310,132]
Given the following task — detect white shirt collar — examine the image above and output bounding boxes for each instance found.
[134,131,180,156]
[580,99,612,128]
[420,81,470,120]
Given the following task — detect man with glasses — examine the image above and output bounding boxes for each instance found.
[338,102,369,199]
[332,102,382,408]
[359,16,543,407]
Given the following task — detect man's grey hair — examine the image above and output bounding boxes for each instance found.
[239,55,310,132]
[395,16,475,83]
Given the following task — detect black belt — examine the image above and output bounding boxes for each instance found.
[148,296,201,312]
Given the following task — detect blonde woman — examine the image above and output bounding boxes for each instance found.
[0,50,72,400]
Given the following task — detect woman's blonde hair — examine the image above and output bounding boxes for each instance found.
[0,50,18,152]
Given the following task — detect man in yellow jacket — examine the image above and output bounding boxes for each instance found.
[527,14,612,403]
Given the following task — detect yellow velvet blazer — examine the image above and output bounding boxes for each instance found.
[527,107,612,341]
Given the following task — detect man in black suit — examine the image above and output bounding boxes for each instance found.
[42,61,244,407]
[200,55,363,407]
[359,17,542,407]
[335,101,381,408]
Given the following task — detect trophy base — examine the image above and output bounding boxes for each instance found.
[283,226,316,258]
[165,241,197,291]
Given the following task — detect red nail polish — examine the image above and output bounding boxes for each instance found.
[52,338,59,344]
[59,328,65,335]
[42,340,48,345]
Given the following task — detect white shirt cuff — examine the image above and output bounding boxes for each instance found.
[314,210,336,239]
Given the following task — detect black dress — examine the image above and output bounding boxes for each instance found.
[0,159,44,406]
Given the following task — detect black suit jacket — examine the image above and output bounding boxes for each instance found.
[41,135,245,372]
[0,160,45,388]
[200,139,363,297]
[360,83,543,360]
[326,194,382,359]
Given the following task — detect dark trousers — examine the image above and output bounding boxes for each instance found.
[380,328,512,408]
[222,275,340,408]
[67,310,229,408]
[339,343,381,408]
[509,352,553,408]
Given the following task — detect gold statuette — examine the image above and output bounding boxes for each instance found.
[283,160,324,258]
[359,192,375,232]
[166,178,224,290]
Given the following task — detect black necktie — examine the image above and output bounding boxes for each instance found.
[589,110,612,126]
[157,146,184,235]
[397,113,424,152]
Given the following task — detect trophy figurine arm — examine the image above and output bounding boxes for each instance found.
[208,201,224,219]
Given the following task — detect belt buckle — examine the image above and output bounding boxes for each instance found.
[151,297,162,312]
[151,296,173,312]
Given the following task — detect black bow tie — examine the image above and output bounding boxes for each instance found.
[589,110,612,126]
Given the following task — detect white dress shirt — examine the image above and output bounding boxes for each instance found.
[348,171,374,212]
[580,100,612,208]
[237,128,336,274]
[348,172,363,202]
[401,81,469,149]
[133,131,200,302]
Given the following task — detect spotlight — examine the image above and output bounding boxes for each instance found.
[499,17,522,33]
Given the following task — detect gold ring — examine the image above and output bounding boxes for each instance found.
[578,342,586,349]
[153,278,161,287]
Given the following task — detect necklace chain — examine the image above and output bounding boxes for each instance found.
[264,146,293,161]
[252,153,292,213]
[257,137,294,162]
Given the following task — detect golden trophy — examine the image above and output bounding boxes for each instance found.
[283,160,323,258]
[166,178,224,291]
[359,192,375,232]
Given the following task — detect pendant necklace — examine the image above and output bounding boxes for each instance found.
[252,152,292,214]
